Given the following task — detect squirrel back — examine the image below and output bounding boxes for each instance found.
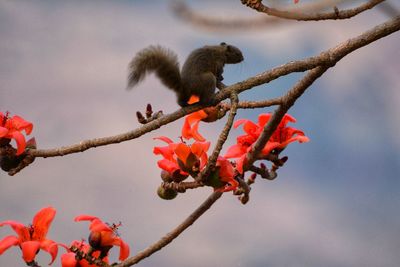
[127,42,243,107]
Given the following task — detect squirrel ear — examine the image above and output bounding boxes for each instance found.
[220,42,227,46]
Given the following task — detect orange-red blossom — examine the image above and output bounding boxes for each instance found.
[154,137,239,192]
[60,240,109,267]
[74,215,130,261]
[0,111,33,155]
[224,113,309,173]
[0,206,58,264]
[153,136,210,177]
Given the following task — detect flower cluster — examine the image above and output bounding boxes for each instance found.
[153,96,238,194]
[0,207,130,266]
[153,95,309,198]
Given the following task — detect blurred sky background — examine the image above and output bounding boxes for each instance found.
[1,1,399,266]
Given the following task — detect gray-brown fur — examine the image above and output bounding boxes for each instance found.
[127,42,243,107]
[128,46,181,93]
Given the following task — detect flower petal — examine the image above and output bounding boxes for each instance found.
[242,120,259,135]
[90,219,113,233]
[190,121,206,141]
[191,141,210,158]
[187,95,200,104]
[0,235,20,255]
[0,126,8,137]
[235,154,248,174]
[186,110,208,125]
[11,115,33,135]
[153,145,174,160]
[32,206,56,240]
[157,159,180,173]
[174,143,191,165]
[182,116,206,142]
[117,239,130,261]
[153,136,173,144]
[20,240,41,263]
[40,239,58,265]
[9,130,26,155]
[74,215,99,222]
[258,113,272,127]
[279,135,310,148]
[224,144,246,158]
[61,252,77,267]
[261,142,281,156]
[280,113,296,125]
[0,220,30,240]
[216,157,235,182]
[233,119,249,129]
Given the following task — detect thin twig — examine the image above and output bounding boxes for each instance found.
[242,0,385,21]
[115,191,223,267]
[199,93,239,181]
[236,97,282,109]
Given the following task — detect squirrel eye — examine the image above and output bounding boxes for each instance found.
[220,42,227,46]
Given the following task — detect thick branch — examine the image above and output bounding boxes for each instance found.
[242,0,385,21]
[115,191,223,267]
[215,15,400,100]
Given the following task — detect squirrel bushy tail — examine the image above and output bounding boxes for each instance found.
[127,46,182,94]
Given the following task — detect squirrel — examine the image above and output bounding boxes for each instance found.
[127,42,243,107]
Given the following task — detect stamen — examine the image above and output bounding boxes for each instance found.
[1,111,9,126]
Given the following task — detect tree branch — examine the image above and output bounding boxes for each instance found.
[115,191,223,267]
[241,0,385,21]
[171,1,283,31]
[199,93,239,181]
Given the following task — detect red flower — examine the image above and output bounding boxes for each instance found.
[181,95,208,142]
[153,136,210,176]
[74,215,130,261]
[225,113,309,173]
[60,240,109,267]
[0,206,58,264]
[215,157,238,192]
[0,112,33,155]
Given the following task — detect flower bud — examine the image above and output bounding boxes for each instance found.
[157,186,178,200]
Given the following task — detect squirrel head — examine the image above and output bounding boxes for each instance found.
[220,42,244,64]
